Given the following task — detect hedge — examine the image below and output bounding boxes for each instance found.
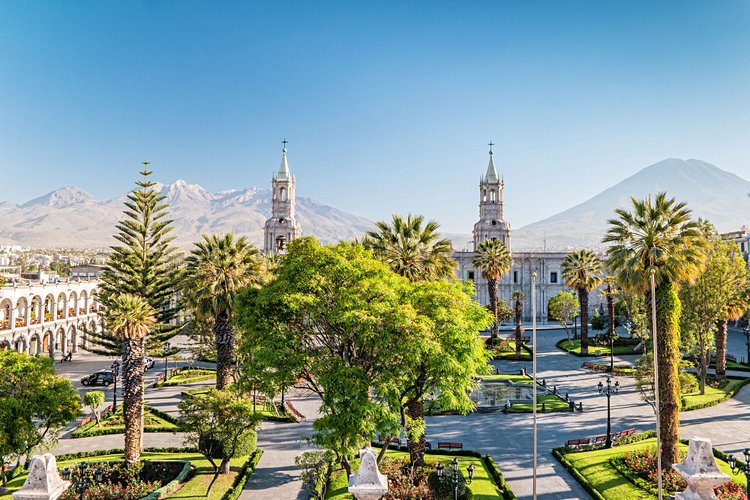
[71,406,182,437]
[55,447,199,462]
[139,460,192,500]
[551,448,606,500]
[220,449,264,500]
[483,454,516,499]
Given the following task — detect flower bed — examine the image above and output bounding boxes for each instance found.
[58,461,182,500]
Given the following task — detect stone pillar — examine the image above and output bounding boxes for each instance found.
[348,447,388,500]
[673,436,731,500]
[12,453,70,500]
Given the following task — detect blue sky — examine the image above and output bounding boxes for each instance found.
[1,1,748,233]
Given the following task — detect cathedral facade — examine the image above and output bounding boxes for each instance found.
[453,147,603,322]
[263,142,302,254]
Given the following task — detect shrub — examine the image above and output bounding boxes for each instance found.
[427,468,467,500]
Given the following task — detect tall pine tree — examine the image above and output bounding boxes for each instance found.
[91,163,182,356]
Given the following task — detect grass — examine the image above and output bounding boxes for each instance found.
[325,450,503,499]
[480,374,533,384]
[557,438,745,499]
[491,340,532,361]
[581,362,637,376]
[72,405,181,437]
[557,339,639,357]
[155,368,217,387]
[681,377,750,411]
[506,394,570,413]
[0,451,250,500]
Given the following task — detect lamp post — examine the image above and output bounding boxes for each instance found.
[163,341,171,381]
[597,377,619,448]
[110,360,120,411]
[744,326,750,366]
[61,462,104,500]
[466,464,475,484]
[451,457,459,500]
[573,315,578,340]
[609,331,615,373]
[727,449,750,495]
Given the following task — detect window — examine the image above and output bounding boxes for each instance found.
[513,271,518,283]
[467,271,475,281]
[550,271,558,284]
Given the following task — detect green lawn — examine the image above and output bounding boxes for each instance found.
[506,394,570,413]
[491,340,532,361]
[558,438,744,499]
[326,450,504,499]
[155,368,217,387]
[72,405,181,437]
[557,339,639,357]
[0,451,251,500]
[480,374,533,384]
[681,377,750,411]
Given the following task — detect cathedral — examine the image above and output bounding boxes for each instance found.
[262,142,602,321]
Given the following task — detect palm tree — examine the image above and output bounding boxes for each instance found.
[716,292,749,383]
[512,290,524,357]
[473,239,512,340]
[562,249,602,355]
[363,214,455,282]
[105,293,156,465]
[184,234,262,390]
[603,192,705,467]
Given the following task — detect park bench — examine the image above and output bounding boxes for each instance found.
[565,438,590,448]
[593,435,607,444]
[614,428,636,440]
[437,441,463,450]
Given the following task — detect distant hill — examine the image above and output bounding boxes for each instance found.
[0,181,374,248]
[513,158,750,250]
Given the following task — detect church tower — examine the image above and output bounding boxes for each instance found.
[472,142,511,251]
[263,140,302,254]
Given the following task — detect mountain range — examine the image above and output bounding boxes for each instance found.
[0,180,374,248]
[0,158,747,250]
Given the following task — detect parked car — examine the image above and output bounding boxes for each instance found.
[80,371,114,387]
[144,357,155,370]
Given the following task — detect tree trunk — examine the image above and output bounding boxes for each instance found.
[488,278,498,340]
[715,319,728,383]
[220,458,231,474]
[655,283,681,468]
[698,336,706,395]
[123,338,145,465]
[579,289,589,354]
[215,317,235,390]
[406,398,426,466]
[607,288,615,338]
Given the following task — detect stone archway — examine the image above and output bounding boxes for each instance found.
[14,336,26,353]
[0,339,11,350]
[68,325,77,353]
[29,334,41,356]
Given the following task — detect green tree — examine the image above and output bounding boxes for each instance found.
[83,390,105,426]
[619,290,649,349]
[562,249,602,355]
[548,291,579,343]
[680,234,748,393]
[603,192,705,467]
[178,389,259,495]
[512,290,525,357]
[590,310,605,331]
[105,293,156,465]
[472,239,512,340]
[184,233,262,390]
[96,164,182,357]
[235,238,490,473]
[0,351,80,485]
[602,276,618,340]
[362,213,455,282]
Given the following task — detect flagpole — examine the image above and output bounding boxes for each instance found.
[532,271,537,500]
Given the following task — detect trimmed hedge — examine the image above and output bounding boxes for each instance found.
[483,454,516,499]
[221,449,263,500]
[139,460,192,500]
[71,406,182,437]
[55,447,199,462]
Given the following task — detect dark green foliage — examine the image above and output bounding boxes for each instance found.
[590,310,605,331]
[93,165,182,356]
[427,468,467,499]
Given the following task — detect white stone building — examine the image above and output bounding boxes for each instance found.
[263,142,302,254]
[454,147,604,322]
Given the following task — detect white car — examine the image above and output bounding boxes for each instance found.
[144,357,155,370]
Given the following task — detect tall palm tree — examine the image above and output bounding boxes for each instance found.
[603,192,705,467]
[512,290,524,357]
[105,293,156,465]
[716,290,749,383]
[363,214,455,282]
[473,239,512,340]
[184,234,262,390]
[562,249,602,355]
[602,276,617,339]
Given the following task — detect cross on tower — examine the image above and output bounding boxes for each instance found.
[488,141,495,155]
[281,139,288,151]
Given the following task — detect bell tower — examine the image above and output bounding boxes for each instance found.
[472,142,511,251]
[263,140,302,254]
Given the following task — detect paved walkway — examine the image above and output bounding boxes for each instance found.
[240,392,321,500]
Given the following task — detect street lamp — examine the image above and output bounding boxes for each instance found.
[110,361,120,411]
[451,457,459,500]
[163,341,171,381]
[597,377,619,448]
[744,326,750,366]
[466,464,475,484]
[609,330,615,373]
[61,462,104,500]
[728,449,750,495]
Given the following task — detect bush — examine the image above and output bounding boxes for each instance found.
[199,430,257,463]
[427,469,467,500]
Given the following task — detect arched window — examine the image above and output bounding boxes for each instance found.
[482,189,487,202]
[280,187,287,201]
[490,190,496,202]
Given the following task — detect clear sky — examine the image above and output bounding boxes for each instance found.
[1,1,748,233]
